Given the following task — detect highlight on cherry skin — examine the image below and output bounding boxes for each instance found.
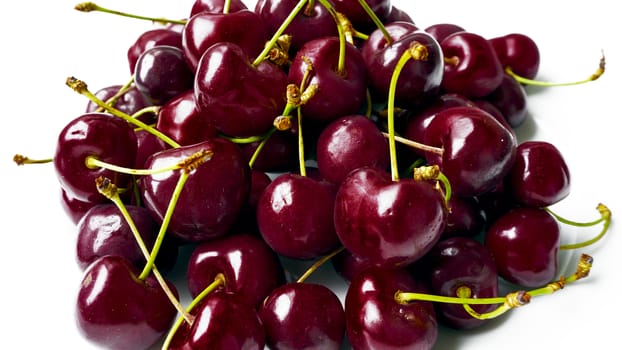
[10,0,613,349]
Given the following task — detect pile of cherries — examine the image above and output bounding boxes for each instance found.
[16,0,611,349]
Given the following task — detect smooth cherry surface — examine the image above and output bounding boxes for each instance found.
[127,28,183,75]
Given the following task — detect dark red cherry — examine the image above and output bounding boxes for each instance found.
[53,112,137,203]
[189,0,248,17]
[86,84,155,123]
[194,42,288,137]
[421,237,499,329]
[288,36,368,123]
[423,105,517,197]
[135,128,169,169]
[442,195,486,238]
[331,248,376,283]
[485,207,560,287]
[331,0,392,32]
[424,23,465,43]
[316,114,389,185]
[186,233,285,308]
[259,282,345,350]
[255,0,338,53]
[127,28,183,75]
[60,188,100,225]
[441,31,504,98]
[134,45,194,105]
[508,141,571,208]
[384,6,415,23]
[155,90,218,146]
[76,204,178,272]
[76,255,178,350]
[256,173,340,259]
[345,266,437,349]
[181,10,268,72]
[333,167,447,267]
[361,21,419,60]
[484,72,528,128]
[489,33,540,80]
[140,139,250,243]
[240,131,298,173]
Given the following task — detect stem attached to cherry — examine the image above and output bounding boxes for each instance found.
[74,2,186,25]
[296,247,345,283]
[547,203,612,250]
[356,0,391,43]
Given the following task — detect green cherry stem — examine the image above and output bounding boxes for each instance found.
[296,247,345,283]
[95,76,135,113]
[412,165,452,205]
[74,2,187,25]
[548,203,612,250]
[223,0,232,14]
[66,77,181,148]
[95,176,192,324]
[316,0,347,74]
[506,51,605,87]
[356,0,391,44]
[381,133,444,157]
[84,155,181,175]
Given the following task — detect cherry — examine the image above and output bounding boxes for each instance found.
[315,114,389,185]
[423,105,517,197]
[240,131,298,172]
[194,41,288,137]
[85,84,155,123]
[442,194,486,238]
[440,31,504,98]
[259,282,346,350]
[345,265,437,349]
[181,9,268,72]
[140,138,250,243]
[489,32,540,80]
[76,255,178,350]
[333,167,447,267]
[76,203,178,272]
[485,207,560,287]
[135,128,170,169]
[256,172,340,259]
[483,72,528,128]
[60,188,99,225]
[189,0,248,17]
[134,45,194,105]
[420,236,499,329]
[127,28,183,75]
[331,248,376,283]
[53,112,137,203]
[186,233,285,308]
[331,0,392,33]
[508,140,571,208]
[155,90,218,146]
[424,23,465,43]
[288,36,368,123]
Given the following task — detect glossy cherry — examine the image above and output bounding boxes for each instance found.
[155,90,218,146]
[127,28,183,75]
[331,0,392,32]
[60,188,100,225]
[424,23,465,43]
[483,72,528,128]
[85,84,155,123]
[189,0,248,17]
[489,33,540,80]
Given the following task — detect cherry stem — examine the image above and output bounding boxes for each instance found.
[296,247,345,283]
[381,133,444,157]
[139,149,213,280]
[252,0,309,67]
[66,77,181,148]
[161,274,226,350]
[549,203,612,250]
[74,2,186,25]
[357,0,391,44]
[13,154,52,166]
[386,43,431,181]
[412,165,452,205]
[223,0,231,14]
[95,176,192,324]
[395,253,593,320]
[506,51,606,87]
[131,106,161,122]
[295,61,316,177]
[316,0,347,75]
[84,155,181,175]
[95,77,134,114]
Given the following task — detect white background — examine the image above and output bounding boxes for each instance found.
[1,0,620,349]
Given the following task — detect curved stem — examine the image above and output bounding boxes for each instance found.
[95,77,135,113]
[85,155,180,175]
[506,51,605,87]
[382,133,444,156]
[317,0,347,74]
[296,247,345,283]
[556,203,612,250]
[356,0,391,44]
[74,2,186,25]
[13,154,52,166]
[131,106,161,121]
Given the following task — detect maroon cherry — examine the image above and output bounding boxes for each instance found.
[384,5,415,24]
[331,248,376,283]
[135,128,169,169]
[256,173,340,259]
[333,167,447,267]
[140,138,250,243]
[424,23,465,43]
[316,114,389,185]
[194,42,288,137]
[489,33,540,80]
[76,255,178,350]
[186,233,285,308]
[345,265,437,349]
[127,28,183,75]
[240,131,298,172]
[181,10,268,71]
[423,105,517,197]
[189,0,248,17]
[288,36,368,123]
[483,72,528,128]
[60,188,99,225]
[259,282,345,350]
[53,112,137,203]
[440,31,504,98]
[155,90,218,146]
[442,195,486,238]
[485,207,560,287]
[331,0,392,32]
[508,141,571,208]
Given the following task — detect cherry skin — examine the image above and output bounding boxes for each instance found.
[288,36,368,123]
[259,282,346,350]
[441,195,486,238]
[333,167,447,267]
[508,141,571,208]
[181,9,268,72]
[85,84,155,123]
[331,248,376,283]
[331,0,392,32]
[483,72,528,128]
[194,42,288,137]
[240,131,298,173]
[440,31,505,98]
[489,32,540,80]
[127,28,183,75]
[256,172,340,259]
[424,23,465,43]
[140,138,250,243]
[421,237,499,329]
[134,45,194,105]
[76,255,178,350]
[60,188,99,225]
[135,128,170,169]
[385,5,415,23]
[186,233,285,308]
[189,0,248,17]
[345,265,438,350]
[424,105,517,197]
[155,90,218,146]
[485,207,560,287]
[53,112,137,203]
[316,114,389,185]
